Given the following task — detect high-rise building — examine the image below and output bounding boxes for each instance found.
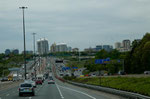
[37,38,49,55]
[122,40,131,49]
[115,40,131,52]
[50,43,57,53]
[56,43,68,52]
[115,42,122,49]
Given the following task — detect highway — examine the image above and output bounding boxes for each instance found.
[0,77,126,99]
[0,57,126,99]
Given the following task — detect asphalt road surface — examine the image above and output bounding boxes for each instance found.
[0,77,126,99]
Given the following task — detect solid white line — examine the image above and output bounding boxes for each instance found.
[58,85,96,99]
[56,84,64,99]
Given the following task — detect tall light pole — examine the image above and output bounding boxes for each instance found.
[19,6,28,79]
[32,33,36,78]
[32,33,36,57]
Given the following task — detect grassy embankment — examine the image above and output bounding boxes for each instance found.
[70,76,150,96]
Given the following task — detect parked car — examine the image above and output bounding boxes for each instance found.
[19,82,35,96]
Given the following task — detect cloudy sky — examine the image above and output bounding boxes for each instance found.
[0,0,150,53]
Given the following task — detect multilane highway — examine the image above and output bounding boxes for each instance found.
[0,57,126,99]
[0,77,125,99]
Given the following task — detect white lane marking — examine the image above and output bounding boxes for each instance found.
[0,97,1,99]
[29,97,32,99]
[6,94,9,96]
[58,85,96,99]
[56,84,64,99]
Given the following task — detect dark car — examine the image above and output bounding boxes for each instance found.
[19,83,35,96]
[1,77,8,82]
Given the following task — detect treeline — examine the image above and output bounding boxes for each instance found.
[0,54,33,77]
[84,49,124,74]
[125,33,150,73]
[85,33,150,74]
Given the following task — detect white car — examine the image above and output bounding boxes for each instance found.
[144,71,150,74]
[48,77,55,84]
[24,80,36,88]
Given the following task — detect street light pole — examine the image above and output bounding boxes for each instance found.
[19,6,28,79]
[32,33,36,56]
[32,33,36,78]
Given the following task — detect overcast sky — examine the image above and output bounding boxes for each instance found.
[0,0,150,53]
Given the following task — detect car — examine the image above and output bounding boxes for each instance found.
[25,80,36,88]
[118,71,126,75]
[19,83,35,96]
[144,71,150,74]
[36,79,42,85]
[91,74,96,77]
[48,77,55,84]
[1,77,8,82]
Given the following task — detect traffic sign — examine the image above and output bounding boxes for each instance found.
[8,68,20,71]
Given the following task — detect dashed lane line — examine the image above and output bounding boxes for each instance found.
[6,94,9,96]
[58,84,96,99]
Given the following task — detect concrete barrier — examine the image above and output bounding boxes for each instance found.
[67,81,150,99]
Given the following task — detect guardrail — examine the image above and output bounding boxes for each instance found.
[67,81,150,99]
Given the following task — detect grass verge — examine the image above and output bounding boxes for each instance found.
[70,76,150,96]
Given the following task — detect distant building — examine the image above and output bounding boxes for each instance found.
[84,47,95,52]
[50,43,57,53]
[95,45,103,51]
[37,38,49,55]
[122,40,131,49]
[56,43,68,52]
[103,45,113,52]
[84,45,113,52]
[5,49,11,55]
[115,42,122,49]
[115,39,131,52]
[12,49,19,54]
[50,43,71,52]
[67,46,72,52]
[22,51,33,54]
[72,48,79,52]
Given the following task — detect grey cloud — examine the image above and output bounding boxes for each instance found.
[0,0,150,52]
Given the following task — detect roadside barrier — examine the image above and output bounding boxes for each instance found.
[67,81,150,99]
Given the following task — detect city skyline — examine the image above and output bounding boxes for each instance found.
[0,0,150,53]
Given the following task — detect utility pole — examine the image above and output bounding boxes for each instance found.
[19,6,28,79]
